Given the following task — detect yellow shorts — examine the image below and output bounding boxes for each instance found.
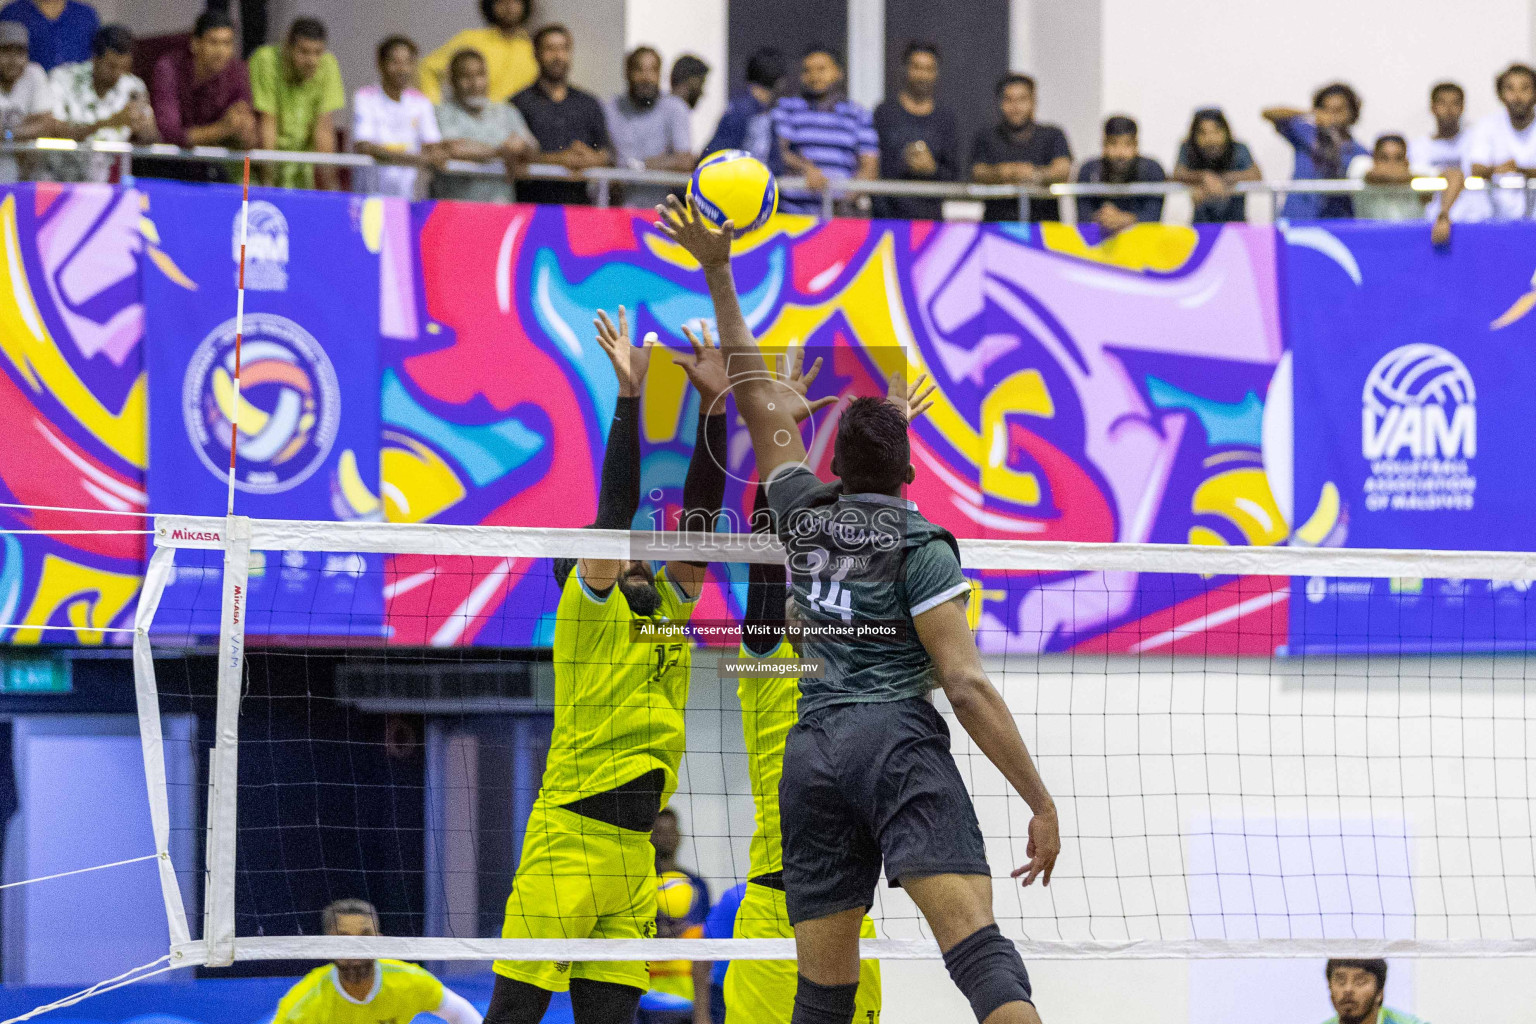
[493,802,656,992]
[724,882,881,1024]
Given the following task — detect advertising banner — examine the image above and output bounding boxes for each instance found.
[1288,222,1536,652]
[141,182,385,637]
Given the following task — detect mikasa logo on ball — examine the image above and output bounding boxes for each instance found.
[1360,343,1476,511]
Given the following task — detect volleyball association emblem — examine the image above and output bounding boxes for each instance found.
[182,313,341,494]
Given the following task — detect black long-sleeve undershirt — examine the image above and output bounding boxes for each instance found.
[676,411,727,562]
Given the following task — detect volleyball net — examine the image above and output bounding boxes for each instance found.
[130,513,1536,969]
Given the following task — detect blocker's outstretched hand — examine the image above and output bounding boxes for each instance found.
[677,321,731,414]
[594,306,654,398]
[776,342,838,424]
[657,194,735,271]
[886,371,938,423]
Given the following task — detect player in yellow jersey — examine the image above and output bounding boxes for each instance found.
[272,899,482,1024]
[485,308,731,1024]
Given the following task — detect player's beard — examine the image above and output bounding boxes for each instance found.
[619,572,661,617]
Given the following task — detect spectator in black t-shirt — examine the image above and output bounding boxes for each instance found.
[511,23,611,205]
[1076,115,1166,235]
[871,40,957,221]
[1171,107,1261,222]
[970,72,1072,222]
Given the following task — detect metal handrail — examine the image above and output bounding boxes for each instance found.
[7,138,1525,222]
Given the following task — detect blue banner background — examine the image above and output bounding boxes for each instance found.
[1287,222,1536,652]
[142,182,384,637]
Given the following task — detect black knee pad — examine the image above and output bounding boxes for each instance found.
[942,923,1033,1022]
[791,975,859,1024]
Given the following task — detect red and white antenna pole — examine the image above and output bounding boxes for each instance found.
[226,155,251,516]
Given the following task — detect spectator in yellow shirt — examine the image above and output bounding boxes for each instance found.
[418,0,536,105]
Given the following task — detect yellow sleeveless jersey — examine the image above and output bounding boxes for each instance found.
[271,960,444,1024]
[540,566,697,808]
[737,636,799,879]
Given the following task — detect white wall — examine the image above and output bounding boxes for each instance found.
[1099,0,1533,194]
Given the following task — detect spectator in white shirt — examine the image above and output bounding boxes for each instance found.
[1409,81,1473,224]
[48,24,159,182]
[352,35,446,198]
[0,20,54,182]
[1467,63,1536,221]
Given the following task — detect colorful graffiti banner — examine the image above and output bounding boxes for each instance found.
[0,184,147,646]
[1287,222,1536,653]
[141,182,385,637]
[382,205,1293,651]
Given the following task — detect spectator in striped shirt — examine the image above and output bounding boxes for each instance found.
[772,45,878,215]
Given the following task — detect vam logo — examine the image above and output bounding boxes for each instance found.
[236,200,289,292]
[1361,343,1476,460]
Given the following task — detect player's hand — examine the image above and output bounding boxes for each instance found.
[1432,212,1452,247]
[1010,808,1060,888]
[885,371,937,423]
[594,306,654,397]
[678,321,732,413]
[656,194,735,271]
[775,342,838,424]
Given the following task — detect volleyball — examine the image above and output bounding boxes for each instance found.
[687,149,778,232]
[655,871,697,920]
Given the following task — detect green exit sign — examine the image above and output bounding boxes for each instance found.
[0,655,72,694]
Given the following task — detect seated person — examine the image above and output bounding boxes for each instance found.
[150,7,256,181]
[1076,114,1166,235]
[248,17,346,190]
[47,24,159,183]
[433,46,535,203]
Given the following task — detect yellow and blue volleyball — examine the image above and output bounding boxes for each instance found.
[688,150,778,232]
[656,870,697,920]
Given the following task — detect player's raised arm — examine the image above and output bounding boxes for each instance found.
[657,196,809,483]
[666,323,731,599]
[575,306,653,593]
[913,597,1060,887]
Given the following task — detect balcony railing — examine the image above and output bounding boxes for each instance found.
[6,138,1523,222]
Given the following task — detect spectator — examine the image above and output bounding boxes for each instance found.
[47,24,158,183]
[1410,82,1473,223]
[1263,82,1367,220]
[772,45,878,215]
[1468,64,1536,222]
[872,40,957,221]
[512,24,611,206]
[418,0,535,105]
[701,45,783,164]
[649,806,711,1016]
[1349,134,1426,222]
[352,36,444,199]
[669,53,708,110]
[651,806,710,925]
[432,47,534,203]
[0,0,96,71]
[697,881,744,1024]
[607,45,693,209]
[1171,108,1260,223]
[969,72,1072,222]
[1322,958,1425,1024]
[1076,115,1165,233]
[150,8,255,182]
[0,20,51,183]
[248,18,345,190]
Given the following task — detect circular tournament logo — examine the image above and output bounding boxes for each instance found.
[182,313,341,494]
